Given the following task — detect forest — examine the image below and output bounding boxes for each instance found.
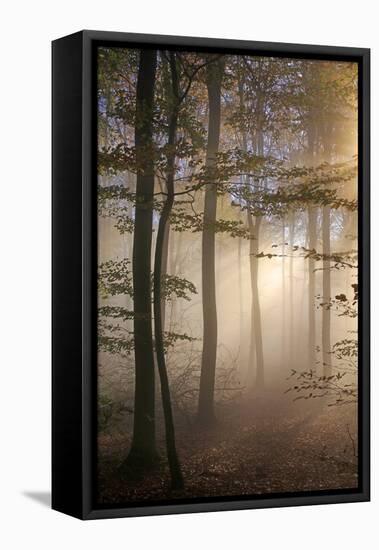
[96,46,359,504]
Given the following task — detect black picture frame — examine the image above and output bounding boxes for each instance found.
[52,30,370,520]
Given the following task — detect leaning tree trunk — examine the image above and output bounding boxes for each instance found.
[198,57,224,426]
[153,52,184,490]
[125,49,158,469]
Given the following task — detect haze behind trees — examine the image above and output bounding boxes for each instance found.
[96,47,358,501]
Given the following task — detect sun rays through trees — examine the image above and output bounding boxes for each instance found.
[96,47,358,503]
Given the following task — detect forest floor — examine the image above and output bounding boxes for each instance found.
[97,389,358,505]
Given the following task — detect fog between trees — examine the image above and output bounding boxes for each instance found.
[97,48,358,502]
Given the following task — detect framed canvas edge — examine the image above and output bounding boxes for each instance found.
[78,29,371,56]
[83,491,369,520]
[53,30,370,520]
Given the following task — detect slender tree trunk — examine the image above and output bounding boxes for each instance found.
[307,119,317,370]
[322,205,332,376]
[247,212,256,385]
[236,62,265,387]
[198,58,224,425]
[238,71,266,389]
[126,49,158,468]
[153,52,184,489]
[238,233,244,371]
[247,214,264,388]
[322,122,333,377]
[308,206,317,368]
[252,121,265,388]
[281,218,286,362]
[289,211,295,368]
[299,238,308,355]
[168,230,181,333]
[160,221,170,330]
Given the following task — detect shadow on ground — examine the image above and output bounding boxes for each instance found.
[22,491,51,508]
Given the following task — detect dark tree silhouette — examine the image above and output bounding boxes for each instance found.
[153,52,184,490]
[198,57,225,425]
[124,49,158,469]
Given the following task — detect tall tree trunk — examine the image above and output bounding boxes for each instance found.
[168,229,180,333]
[126,49,158,468]
[247,214,264,388]
[251,118,265,388]
[308,206,317,369]
[288,211,295,368]
[235,61,266,387]
[160,221,170,330]
[237,233,244,371]
[322,122,333,377]
[198,57,224,425]
[247,212,256,385]
[307,120,317,370]
[281,218,286,362]
[322,205,332,376]
[153,52,184,489]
